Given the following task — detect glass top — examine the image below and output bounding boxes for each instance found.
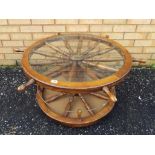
[29,35,124,82]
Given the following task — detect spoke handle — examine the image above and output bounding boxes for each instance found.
[102,86,117,102]
[132,58,146,64]
[17,79,35,92]
[100,34,109,39]
[13,48,25,52]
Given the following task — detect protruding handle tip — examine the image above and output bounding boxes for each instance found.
[102,87,117,102]
[105,35,109,38]
[17,84,26,92]
[77,109,82,119]
[17,79,35,92]
[13,48,24,52]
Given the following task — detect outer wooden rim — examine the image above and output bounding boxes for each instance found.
[22,33,132,93]
[36,86,116,127]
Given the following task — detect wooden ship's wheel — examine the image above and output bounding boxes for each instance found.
[17,33,135,127]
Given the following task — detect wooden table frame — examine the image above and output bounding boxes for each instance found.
[21,33,132,93]
[18,33,133,127]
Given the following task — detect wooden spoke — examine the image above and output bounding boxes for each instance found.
[87,40,91,49]
[82,41,100,56]
[79,94,94,116]
[83,61,118,72]
[92,67,115,75]
[17,79,35,92]
[133,58,146,66]
[45,93,66,103]
[73,63,85,81]
[49,69,63,78]
[69,62,77,81]
[49,61,70,67]
[50,55,69,59]
[44,62,72,76]
[33,51,54,58]
[34,49,57,55]
[45,42,70,57]
[91,67,117,79]
[76,37,83,54]
[89,92,109,100]
[31,61,55,66]
[43,66,60,76]
[84,58,123,62]
[102,86,117,102]
[63,39,74,54]
[47,64,71,77]
[50,65,73,78]
[33,50,68,60]
[85,47,116,59]
[64,95,74,117]
[79,63,99,80]
[30,60,67,66]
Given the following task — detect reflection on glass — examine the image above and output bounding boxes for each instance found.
[29,35,124,82]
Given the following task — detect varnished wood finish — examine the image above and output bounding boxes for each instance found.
[79,93,94,116]
[13,48,24,52]
[19,33,133,127]
[36,86,116,127]
[21,33,132,93]
[45,93,65,103]
[17,79,35,92]
[102,86,117,102]
[89,92,109,100]
[64,95,74,117]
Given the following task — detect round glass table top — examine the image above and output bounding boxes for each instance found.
[22,34,132,91]
[28,34,126,82]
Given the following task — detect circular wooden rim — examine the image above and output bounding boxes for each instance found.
[36,86,116,127]
[22,33,132,92]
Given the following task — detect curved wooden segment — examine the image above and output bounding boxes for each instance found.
[102,86,117,102]
[17,79,35,92]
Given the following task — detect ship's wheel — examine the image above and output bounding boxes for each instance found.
[17,33,132,127]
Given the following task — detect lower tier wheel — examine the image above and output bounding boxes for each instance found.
[17,34,133,127]
[36,86,117,127]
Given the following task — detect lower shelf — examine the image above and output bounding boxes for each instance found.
[36,86,117,127]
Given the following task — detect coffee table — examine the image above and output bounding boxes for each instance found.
[17,33,132,127]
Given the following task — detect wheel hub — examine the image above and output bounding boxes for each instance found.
[70,55,83,61]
